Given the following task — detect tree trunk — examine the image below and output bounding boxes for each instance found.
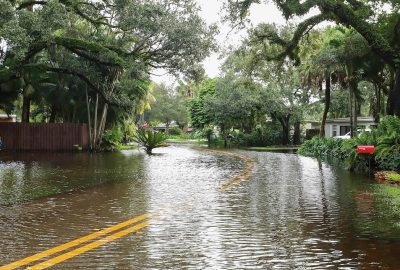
[49,104,56,123]
[349,79,358,137]
[373,83,380,123]
[293,121,301,145]
[320,71,331,137]
[22,96,30,123]
[349,86,354,138]
[96,103,109,149]
[387,69,400,117]
[221,124,228,148]
[353,91,358,136]
[279,116,290,145]
[93,94,99,149]
[165,121,170,135]
[85,88,93,151]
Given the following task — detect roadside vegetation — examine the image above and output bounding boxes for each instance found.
[1,0,399,158]
[298,116,400,172]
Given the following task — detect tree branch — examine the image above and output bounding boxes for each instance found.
[254,13,329,62]
[17,0,46,10]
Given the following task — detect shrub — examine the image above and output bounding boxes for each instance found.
[306,129,320,140]
[168,127,182,135]
[101,126,123,151]
[374,116,400,171]
[233,125,282,147]
[387,173,400,182]
[133,128,167,154]
[298,116,400,172]
[341,130,378,171]
[298,136,344,159]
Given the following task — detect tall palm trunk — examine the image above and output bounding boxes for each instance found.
[320,71,331,137]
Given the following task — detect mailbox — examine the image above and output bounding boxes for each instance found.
[357,145,375,154]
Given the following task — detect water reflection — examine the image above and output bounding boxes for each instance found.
[1,146,400,269]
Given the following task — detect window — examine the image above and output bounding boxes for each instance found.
[332,125,337,137]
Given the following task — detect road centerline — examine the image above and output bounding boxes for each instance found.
[27,220,150,270]
[0,213,150,270]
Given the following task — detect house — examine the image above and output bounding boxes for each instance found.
[0,114,17,122]
[152,121,179,133]
[325,117,377,138]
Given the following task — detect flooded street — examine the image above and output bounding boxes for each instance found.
[1,145,400,269]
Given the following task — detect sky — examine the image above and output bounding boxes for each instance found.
[151,0,287,85]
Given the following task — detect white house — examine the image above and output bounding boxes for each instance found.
[325,116,377,138]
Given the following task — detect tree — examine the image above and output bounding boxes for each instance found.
[0,0,216,149]
[225,0,400,116]
[146,83,188,134]
[204,74,263,146]
[188,79,217,129]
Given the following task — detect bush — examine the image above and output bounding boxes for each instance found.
[168,127,182,135]
[133,128,167,154]
[375,116,400,171]
[298,136,344,159]
[233,125,282,147]
[306,129,320,140]
[101,126,123,151]
[298,116,400,172]
[387,173,400,182]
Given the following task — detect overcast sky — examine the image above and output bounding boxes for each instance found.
[151,0,287,85]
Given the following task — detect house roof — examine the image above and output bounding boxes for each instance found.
[326,116,376,124]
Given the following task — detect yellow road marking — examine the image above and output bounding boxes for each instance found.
[2,149,252,270]
[28,221,150,270]
[206,150,254,192]
[0,213,150,270]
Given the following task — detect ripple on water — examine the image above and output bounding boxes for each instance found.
[1,146,400,269]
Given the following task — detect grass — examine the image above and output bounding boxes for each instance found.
[382,185,400,204]
[387,173,400,182]
[245,146,299,152]
[118,145,139,150]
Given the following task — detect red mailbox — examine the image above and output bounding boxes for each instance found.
[357,145,375,154]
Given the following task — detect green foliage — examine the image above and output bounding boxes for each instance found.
[146,84,188,130]
[299,116,400,172]
[188,79,217,129]
[168,127,182,136]
[0,0,215,132]
[233,124,282,147]
[374,116,400,171]
[387,173,400,182]
[133,128,167,154]
[298,136,344,159]
[101,126,123,152]
[167,132,201,140]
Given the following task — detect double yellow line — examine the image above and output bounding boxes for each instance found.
[1,150,255,269]
[0,213,152,270]
[206,149,254,192]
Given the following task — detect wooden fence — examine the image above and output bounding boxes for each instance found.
[0,123,89,151]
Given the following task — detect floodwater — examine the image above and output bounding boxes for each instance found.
[1,145,400,269]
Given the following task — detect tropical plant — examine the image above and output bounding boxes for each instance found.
[133,128,167,155]
[374,116,400,171]
[299,116,400,172]
[101,126,123,152]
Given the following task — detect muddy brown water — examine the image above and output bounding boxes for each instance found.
[1,145,400,269]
